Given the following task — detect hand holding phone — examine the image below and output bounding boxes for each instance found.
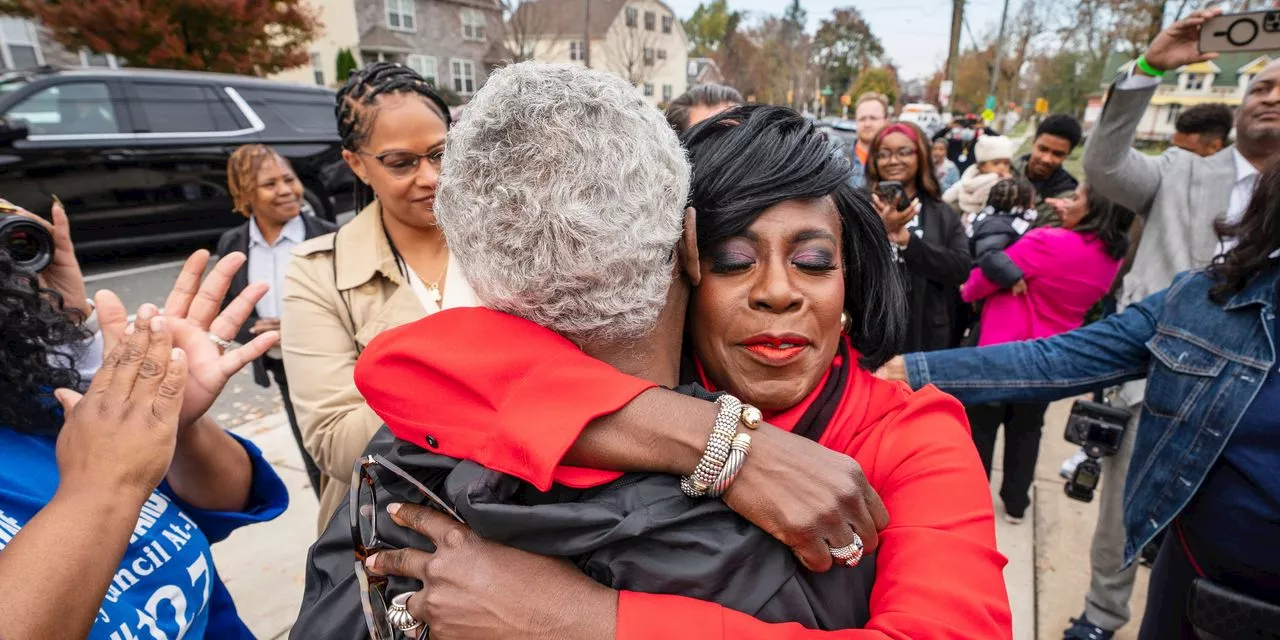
[875,180,909,212]
[1200,10,1280,54]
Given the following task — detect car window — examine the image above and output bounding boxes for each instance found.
[239,88,336,134]
[4,81,121,135]
[132,82,244,133]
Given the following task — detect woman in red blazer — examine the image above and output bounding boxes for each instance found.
[356,105,1011,639]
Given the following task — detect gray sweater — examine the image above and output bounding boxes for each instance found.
[1083,80,1237,310]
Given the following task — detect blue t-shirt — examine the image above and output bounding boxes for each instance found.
[1181,311,1280,576]
[0,426,289,639]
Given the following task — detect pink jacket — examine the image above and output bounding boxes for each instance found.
[962,227,1122,347]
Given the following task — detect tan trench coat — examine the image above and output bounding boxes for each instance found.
[281,202,474,529]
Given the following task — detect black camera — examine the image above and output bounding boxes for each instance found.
[1062,399,1130,502]
[0,206,54,272]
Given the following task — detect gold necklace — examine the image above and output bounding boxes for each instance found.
[423,260,448,304]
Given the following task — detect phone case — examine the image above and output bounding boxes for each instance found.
[1199,10,1280,53]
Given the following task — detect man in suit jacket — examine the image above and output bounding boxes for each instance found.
[216,144,337,498]
[1065,9,1280,640]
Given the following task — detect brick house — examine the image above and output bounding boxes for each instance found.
[355,0,507,100]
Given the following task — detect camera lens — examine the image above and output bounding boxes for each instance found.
[0,212,54,272]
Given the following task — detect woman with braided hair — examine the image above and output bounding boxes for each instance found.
[282,62,477,527]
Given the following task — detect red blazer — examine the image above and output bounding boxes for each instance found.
[355,307,1012,639]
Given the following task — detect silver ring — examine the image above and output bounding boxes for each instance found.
[207,333,234,351]
[386,592,423,633]
[828,534,865,567]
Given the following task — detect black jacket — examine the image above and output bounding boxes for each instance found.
[215,214,336,387]
[970,206,1039,288]
[291,383,877,638]
[898,196,971,353]
[1015,154,1079,227]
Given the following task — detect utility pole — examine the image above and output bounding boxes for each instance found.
[583,0,591,68]
[987,0,1011,112]
[945,0,964,88]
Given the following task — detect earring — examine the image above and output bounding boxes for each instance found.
[840,311,852,334]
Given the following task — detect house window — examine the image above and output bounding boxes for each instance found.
[461,9,487,41]
[643,47,654,66]
[662,84,672,101]
[1166,103,1183,124]
[569,40,585,62]
[407,54,437,85]
[656,49,667,61]
[79,49,120,69]
[309,52,324,85]
[625,7,638,27]
[387,0,416,31]
[452,59,476,94]
[643,83,654,97]
[0,18,43,70]
[1184,73,1204,91]
[644,11,656,31]
[662,15,673,34]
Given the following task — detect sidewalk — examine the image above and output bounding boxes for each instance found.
[216,398,1149,639]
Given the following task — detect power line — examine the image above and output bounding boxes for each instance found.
[961,16,981,50]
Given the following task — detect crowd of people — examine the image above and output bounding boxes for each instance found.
[0,7,1276,640]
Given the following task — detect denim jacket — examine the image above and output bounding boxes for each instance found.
[905,264,1279,566]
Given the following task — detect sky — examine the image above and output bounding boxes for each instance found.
[664,0,1012,81]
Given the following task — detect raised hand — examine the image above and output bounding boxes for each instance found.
[97,250,277,427]
[54,304,187,501]
[1142,8,1223,73]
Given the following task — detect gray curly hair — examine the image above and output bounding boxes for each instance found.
[435,62,690,346]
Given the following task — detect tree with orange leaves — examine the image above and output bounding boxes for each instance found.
[0,0,322,76]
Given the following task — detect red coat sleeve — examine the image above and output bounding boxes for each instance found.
[353,307,655,491]
[616,384,1012,640]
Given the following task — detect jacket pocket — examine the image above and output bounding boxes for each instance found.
[1143,328,1227,419]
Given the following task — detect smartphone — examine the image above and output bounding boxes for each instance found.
[1199,10,1280,53]
[875,180,909,211]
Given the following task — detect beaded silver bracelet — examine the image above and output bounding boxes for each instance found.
[707,433,752,498]
[680,394,742,498]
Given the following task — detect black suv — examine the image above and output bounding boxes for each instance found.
[0,66,354,255]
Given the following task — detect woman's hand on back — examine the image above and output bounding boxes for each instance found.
[97,250,278,427]
[722,424,890,572]
[53,303,188,504]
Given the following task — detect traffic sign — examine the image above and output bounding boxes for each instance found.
[984,95,996,111]
[822,85,834,97]
[840,94,851,106]
[1035,97,1049,114]
[981,108,995,123]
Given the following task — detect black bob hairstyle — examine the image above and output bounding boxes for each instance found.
[680,105,907,370]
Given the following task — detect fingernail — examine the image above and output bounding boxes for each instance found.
[51,194,62,208]
[125,323,136,335]
[151,316,165,332]
[171,347,181,360]
[365,553,379,569]
[386,503,402,516]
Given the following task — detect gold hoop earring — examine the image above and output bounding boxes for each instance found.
[840,311,852,334]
